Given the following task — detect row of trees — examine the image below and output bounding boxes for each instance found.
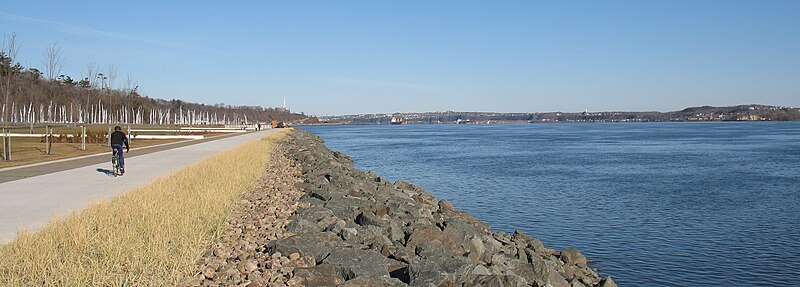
[1,33,310,126]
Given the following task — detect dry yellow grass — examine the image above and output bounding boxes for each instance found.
[0,129,289,286]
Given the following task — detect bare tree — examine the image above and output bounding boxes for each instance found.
[123,72,138,94]
[42,42,66,121]
[82,63,98,117]
[85,63,97,88]
[106,64,117,90]
[42,42,65,80]
[1,33,21,124]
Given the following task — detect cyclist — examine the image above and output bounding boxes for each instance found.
[110,126,130,174]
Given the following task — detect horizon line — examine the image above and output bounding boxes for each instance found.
[311,103,797,117]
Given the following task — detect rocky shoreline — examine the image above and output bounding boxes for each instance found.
[189,129,616,287]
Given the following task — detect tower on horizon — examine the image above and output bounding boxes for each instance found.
[277,97,289,112]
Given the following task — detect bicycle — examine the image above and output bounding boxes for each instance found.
[111,148,122,177]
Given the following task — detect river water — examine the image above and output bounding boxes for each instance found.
[302,122,800,286]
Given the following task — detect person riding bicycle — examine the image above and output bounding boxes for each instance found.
[110,126,130,174]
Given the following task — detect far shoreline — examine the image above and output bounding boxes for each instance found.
[308,104,800,125]
[297,119,800,127]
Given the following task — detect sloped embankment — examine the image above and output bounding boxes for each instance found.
[190,129,617,287]
[278,130,616,287]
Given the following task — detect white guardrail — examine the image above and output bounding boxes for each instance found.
[130,129,247,133]
[3,133,205,140]
[132,134,204,140]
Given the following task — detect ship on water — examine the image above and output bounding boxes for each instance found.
[390,117,405,125]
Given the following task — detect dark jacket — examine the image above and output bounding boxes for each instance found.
[111,131,129,150]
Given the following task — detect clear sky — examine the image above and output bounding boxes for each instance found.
[2,1,798,115]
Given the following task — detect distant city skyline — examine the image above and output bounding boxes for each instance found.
[2,1,798,116]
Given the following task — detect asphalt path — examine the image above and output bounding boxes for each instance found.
[0,129,278,245]
[0,132,247,183]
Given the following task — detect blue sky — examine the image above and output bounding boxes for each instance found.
[2,1,798,115]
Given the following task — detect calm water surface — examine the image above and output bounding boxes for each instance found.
[302,122,800,287]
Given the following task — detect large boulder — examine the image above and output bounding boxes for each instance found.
[355,211,392,228]
[406,225,465,256]
[546,271,572,287]
[285,206,339,233]
[394,180,421,192]
[442,218,485,249]
[293,264,345,286]
[407,260,450,287]
[265,232,344,262]
[284,218,320,234]
[339,275,407,287]
[347,225,390,247]
[503,258,537,284]
[467,237,487,263]
[386,221,405,244]
[324,196,376,221]
[527,250,570,287]
[461,274,528,287]
[437,199,456,213]
[560,248,588,266]
[527,238,546,254]
[597,276,618,287]
[512,230,533,242]
[321,248,403,278]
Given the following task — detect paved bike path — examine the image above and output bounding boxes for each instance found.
[0,132,246,183]
[0,129,278,245]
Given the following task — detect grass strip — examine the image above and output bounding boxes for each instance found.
[0,130,288,286]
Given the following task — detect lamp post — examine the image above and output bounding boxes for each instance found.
[83,77,89,123]
[97,73,108,123]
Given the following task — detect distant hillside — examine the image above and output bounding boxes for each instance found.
[317,104,800,125]
[1,51,313,126]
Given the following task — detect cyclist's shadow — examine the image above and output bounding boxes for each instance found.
[96,168,116,176]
